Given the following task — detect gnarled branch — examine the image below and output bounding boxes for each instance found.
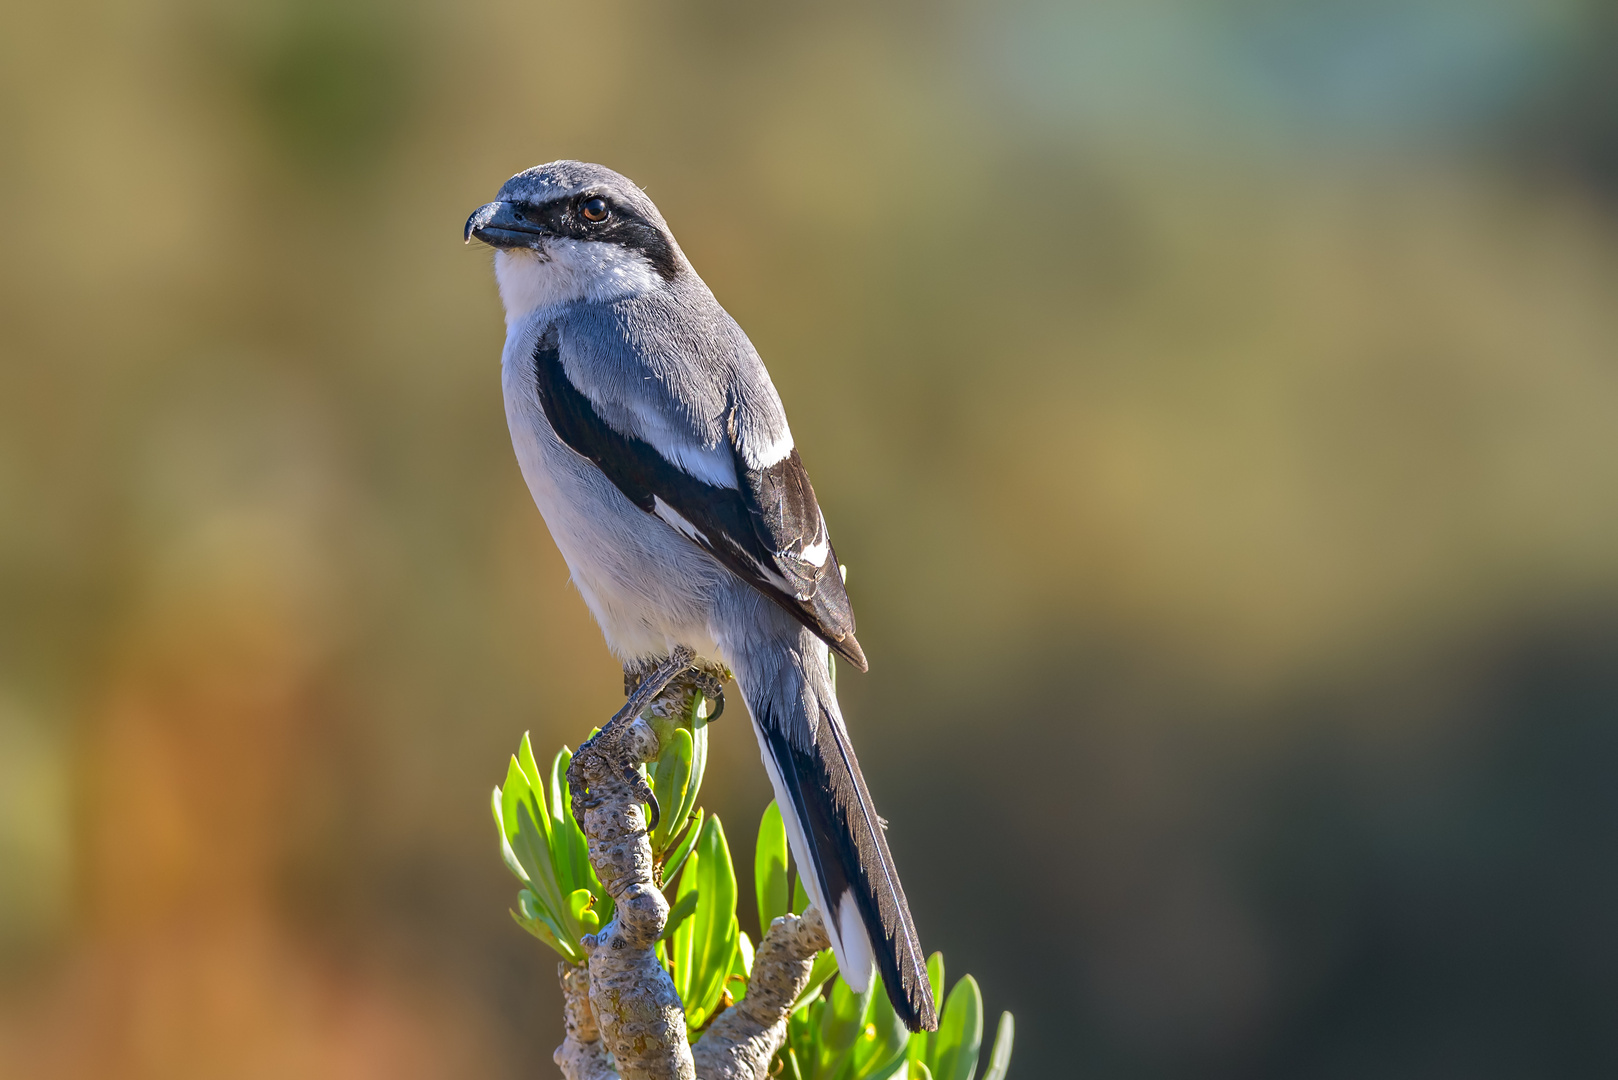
[568,715,692,1080]
[555,683,833,1080]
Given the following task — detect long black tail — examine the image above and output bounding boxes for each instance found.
[735,636,936,1032]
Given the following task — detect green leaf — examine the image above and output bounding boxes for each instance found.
[756,800,790,933]
[683,815,740,1029]
[910,1064,934,1080]
[866,1056,911,1080]
[494,788,528,883]
[793,873,811,916]
[677,691,710,831]
[979,1013,1013,1080]
[518,889,566,942]
[816,974,874,1080]
[670,847,700,1005]
[662,807,704,884]
[730,929,754,993]
[514,889,584,964]
[567,887,600,936]
[516,731,543,791]
[500,754,540,844]
[648,726,694,854]
[926,955,945,1015]
[908,954,946,1073]
[851,974,910,1080]
[510,905,568,956]
[548,746,569,824]
[927,976,983,1080]
[659,888,700,942]
[805,998,826,1074]
[792,949,839,1014]
[512,798,569,940]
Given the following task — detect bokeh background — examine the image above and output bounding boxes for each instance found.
[5,0,1618,1075]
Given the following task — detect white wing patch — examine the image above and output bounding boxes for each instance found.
[744,554,796,596]
[646,434,738,490]
[742,427,795,470]
[799,534,830,568]
[653,496,705,543]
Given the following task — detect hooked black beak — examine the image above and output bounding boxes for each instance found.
[464,201,547,249]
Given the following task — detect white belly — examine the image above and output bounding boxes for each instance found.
[500,321,725,662]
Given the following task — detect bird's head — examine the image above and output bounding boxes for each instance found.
[465,161,686,321]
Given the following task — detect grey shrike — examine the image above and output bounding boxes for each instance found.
[465,161,936,1031]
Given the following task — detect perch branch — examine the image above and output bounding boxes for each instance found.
[557,672,834,1080]
[568,713,693,1080]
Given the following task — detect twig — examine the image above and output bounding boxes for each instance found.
[692,908,831,1080]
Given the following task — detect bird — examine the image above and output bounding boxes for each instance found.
[465,161,936,1032]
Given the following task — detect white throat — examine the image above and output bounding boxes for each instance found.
[494,239,662,327]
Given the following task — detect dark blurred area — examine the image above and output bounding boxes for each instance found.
[4,0,1618,1076]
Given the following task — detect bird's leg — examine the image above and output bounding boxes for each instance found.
[576,645,697,834]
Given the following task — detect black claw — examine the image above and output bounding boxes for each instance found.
[644,786,661,832]
[705,687,725,723]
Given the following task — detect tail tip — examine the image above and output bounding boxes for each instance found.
[893,970,938,1032]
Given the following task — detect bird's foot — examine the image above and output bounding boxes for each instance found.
[574,647,698,834]
[623,652,730,724]
[683,659,729,722]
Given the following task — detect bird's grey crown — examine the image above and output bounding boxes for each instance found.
[497,160,669,232]
[476,160,686,281]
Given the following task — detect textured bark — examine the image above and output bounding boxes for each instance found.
[569,715,693,1080]
[555,675,834,1080]
[554,962,616,1080]
[692,908,831,1080]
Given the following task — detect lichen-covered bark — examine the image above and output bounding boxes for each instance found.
[556,672,836,1080]
[568,716,694,1080]
[554,962,616,1080]
[691,908,831,1080]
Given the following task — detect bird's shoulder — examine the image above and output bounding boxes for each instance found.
[548,287,792,473]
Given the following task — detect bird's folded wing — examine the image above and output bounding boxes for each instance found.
[532,328,865,670]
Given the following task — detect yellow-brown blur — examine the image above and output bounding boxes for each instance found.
[4,1,1618,1076]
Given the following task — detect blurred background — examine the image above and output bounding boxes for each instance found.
[4,0,1618,1075]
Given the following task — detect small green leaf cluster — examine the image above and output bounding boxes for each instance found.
[781,957,1014,1080]
[642,693,713,878]
[665,813,746,1035]
[491,732,608,965]
[491,691,716,967]
[492,703,1013,1076]
[756,807,1014,1080]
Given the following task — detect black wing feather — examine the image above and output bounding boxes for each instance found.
[534,335,867,669]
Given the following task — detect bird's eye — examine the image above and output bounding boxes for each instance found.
[580,197,609,223]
